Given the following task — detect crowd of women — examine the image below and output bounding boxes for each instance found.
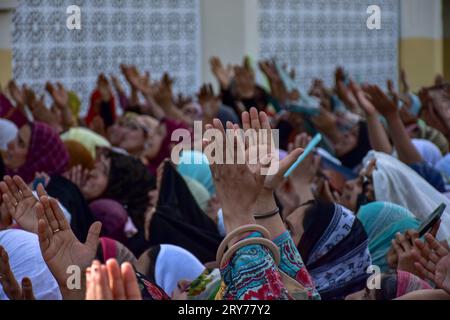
[0,56,450,300]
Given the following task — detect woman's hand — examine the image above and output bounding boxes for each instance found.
[363,84,399,120]
[198,84,221,124]
[390,230,421,277]
[36,196,102,300]
[63,165,89,191]
[0,246,35,300]
[413,234,450,293]
[0,176,47,234]
[210,56,233,90]
[349,81,377,117]
[85,259,142,300]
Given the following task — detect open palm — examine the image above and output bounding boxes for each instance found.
[36,196,101,300]
[0,176,46,234]
[435,254,450,294]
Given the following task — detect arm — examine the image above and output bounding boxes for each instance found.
[350,81,393,154]
[365,84,423,165]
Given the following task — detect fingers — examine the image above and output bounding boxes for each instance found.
[121,262,142,300]
[40,196,60,234]
[414,261,436,282]
[85,267,95,300]
[36,183,48,198]
[4,176,22,202]
[85,222,102,251]
[0,246,22,300]
[35,202,51,251]
[106,259,126,300]
[92,261,113,300]
[21,277,35,300]
[49,198,71,231]
[249,107,261,131]
[424,234,449,258]
[13,176,33,198]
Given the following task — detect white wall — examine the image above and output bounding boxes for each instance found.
[200,0,259,86]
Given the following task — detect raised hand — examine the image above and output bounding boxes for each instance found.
[234,57,256,99]
[390,230,421,277]
[0,246,35,300]
[349,81,377,117]
[363,84,398,119]
[413,234,450,293]
[197,84,221,122]
[85,259,142,300]
[7,80,25,107]
[46,82,69,110]
[36,196,102,300]
[0,176,47,234]
[63,165,89,191]
[335,67,359,113]
[210,56,233,90]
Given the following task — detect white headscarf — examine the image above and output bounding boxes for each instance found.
[363,151,450,243]
[412,139,443,166]
[0,119,18,151]
[155,245,205,296]
[0,229,62,300]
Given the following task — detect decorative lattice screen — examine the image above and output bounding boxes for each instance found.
[258,0,400,91]
[12,0,201,114]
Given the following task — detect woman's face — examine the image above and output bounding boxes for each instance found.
[182,103,202,123]
[118,122,147,155]
[285,205,309,246]
[82,158,110,200]
[339,160,376,212]
[3,125,31,170]
[107,123,127,147]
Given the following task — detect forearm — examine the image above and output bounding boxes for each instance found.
[365,114,393,154]
[395,289,450,300]
[291,180,315,205]
[386,114,423,164]
[253,190,286,238]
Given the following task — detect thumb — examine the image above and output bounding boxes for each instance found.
[85,222,102,250]
[279,148,304,177]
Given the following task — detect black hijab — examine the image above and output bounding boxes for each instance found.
[148,162,223,264]
[102,150,156,230]
[338,121,372,169]
[297,200,371,300]
[46,175,95,242]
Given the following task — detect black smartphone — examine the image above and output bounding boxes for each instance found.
[418,203,446,237]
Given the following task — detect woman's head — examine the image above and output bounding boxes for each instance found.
[339,159,376,212]
[113,113,159,156]
[90,199,129,243]
[345,270,431,300]
[4,122,69,183]
[357,201,420,272]
[136,244,205,298]
[85,149,156,230]
[3,124,31,170]
[286,200,372,299]
[82,156,110,201]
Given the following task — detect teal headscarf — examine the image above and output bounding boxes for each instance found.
[177,150,215,195]
[357,202,420,272]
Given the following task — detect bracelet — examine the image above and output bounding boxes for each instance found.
[254,207,280,220]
